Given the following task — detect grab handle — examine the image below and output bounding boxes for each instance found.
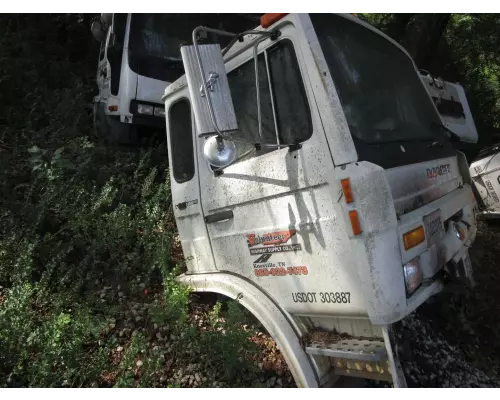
[204,210,233,224]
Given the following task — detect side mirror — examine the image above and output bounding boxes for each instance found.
[91,20,106,42]
[181,43,238,138]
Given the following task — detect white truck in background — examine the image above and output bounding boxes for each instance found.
[420,71,478,144]
[90,13,258,144]
[418,71,500,220]
[90,13,169,144]
[162,13,478,387]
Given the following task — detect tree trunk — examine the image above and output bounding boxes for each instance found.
[385,13,415,42]
[405,14,451,69]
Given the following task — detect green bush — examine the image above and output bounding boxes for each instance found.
[199,300,259,380]
[0,14,273,388]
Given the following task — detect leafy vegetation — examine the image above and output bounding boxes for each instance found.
[0,14,266,388]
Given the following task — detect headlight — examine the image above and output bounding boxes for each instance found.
[453,222,465,240]
[403,257,423,295]
[137,104,154,115]
[154,107,165,118]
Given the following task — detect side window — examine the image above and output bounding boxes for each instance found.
[227,39,312,158]
[113,13,127,49]
[228,54,276,146]
[169,100,195,183]
[268,40,312,144]
[110,14,127,95]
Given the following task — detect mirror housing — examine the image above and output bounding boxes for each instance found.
[181,43,238,138]
[91,20,107,42]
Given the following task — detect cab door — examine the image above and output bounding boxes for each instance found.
[165,92,215,273]
[196,26,366,316]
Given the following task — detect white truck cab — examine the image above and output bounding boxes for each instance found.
[163,13,477,387]
[90,13,258,143]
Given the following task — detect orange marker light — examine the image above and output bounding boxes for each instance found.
[403,226,425,251]
[108,105,118,112]
[261,13,288,28]
[349,210,362,235]
[341,178,354,203]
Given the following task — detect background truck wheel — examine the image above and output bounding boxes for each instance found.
[93,102,138,145]
[93,102,110,141]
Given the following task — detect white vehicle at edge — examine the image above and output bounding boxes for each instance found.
[470,144,500,219]
[163,14,477,387]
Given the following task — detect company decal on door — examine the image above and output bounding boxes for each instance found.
[247,230,306,277]
[246,230,301,255]
[253,260,309,277]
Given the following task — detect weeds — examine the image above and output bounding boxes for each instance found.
[0,14,277,388]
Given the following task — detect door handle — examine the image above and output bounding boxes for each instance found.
[204,210,233,224]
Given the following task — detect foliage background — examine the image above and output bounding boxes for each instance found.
[359,13,500,156]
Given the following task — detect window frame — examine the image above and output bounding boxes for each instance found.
[168,98,195,184]
[99,40,105,61]
[225,37,313,159]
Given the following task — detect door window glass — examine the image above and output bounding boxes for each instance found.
[227,39,312,160]
[169,99,195,183]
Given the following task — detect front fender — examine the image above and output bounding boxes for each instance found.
[177,271,323,388]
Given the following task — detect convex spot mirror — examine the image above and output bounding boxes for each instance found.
[91,20,106,42]
[203,136,237,168]
[91,14,112,42]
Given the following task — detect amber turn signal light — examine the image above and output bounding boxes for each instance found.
[261,13,288,28]
[403,226,425,250]
[341,178,354,203]
[349,210,362,235]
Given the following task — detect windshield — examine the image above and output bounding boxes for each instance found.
[128,14,259,82]
[310,14,442,144]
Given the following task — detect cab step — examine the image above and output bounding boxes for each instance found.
[305,337,387,361]
[303,327,407,387]
[305,336,392,383]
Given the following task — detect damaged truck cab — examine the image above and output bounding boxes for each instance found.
[163,13,477,387]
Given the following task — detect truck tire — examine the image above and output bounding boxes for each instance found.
[107,116,139,146]
[93,102,138,145]
[93,102,110,140]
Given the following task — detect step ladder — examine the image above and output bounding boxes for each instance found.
[304,326,407,387]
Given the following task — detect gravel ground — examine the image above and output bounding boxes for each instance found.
[393,220,500,388]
